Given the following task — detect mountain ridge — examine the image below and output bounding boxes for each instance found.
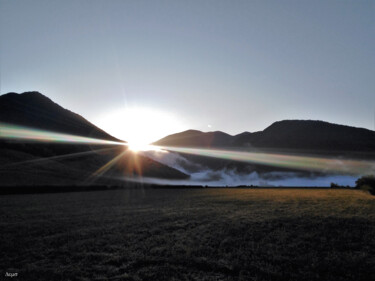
[154,119,375,153]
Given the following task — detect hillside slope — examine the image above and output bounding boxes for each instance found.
[0,91,118,141]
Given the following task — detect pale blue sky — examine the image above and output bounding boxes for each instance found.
[1,0,374,142]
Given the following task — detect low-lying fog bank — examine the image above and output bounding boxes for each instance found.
[141,150,358,187]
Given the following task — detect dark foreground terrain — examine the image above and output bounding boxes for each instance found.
[0,188,374,281]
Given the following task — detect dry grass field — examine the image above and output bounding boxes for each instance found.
[0,188,374,280]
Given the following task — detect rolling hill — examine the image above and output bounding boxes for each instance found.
[154,129,233,148]
[233,120,375,152]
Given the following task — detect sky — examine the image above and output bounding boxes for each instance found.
[0,0,374,144]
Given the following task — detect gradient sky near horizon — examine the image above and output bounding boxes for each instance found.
[0,0,374,143]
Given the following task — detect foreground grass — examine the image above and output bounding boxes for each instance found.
[0,188,374,281]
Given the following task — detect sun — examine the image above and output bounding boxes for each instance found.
[127,143,162,152]
[95,106,186,151]
[127,143,149,152]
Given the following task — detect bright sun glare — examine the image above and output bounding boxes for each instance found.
[96,107,186,151]
[127,143,161,152]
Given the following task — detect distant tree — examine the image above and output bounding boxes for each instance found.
[330,182,339,188]
[355,175,375,195]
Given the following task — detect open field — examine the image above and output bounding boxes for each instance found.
[0,188,374,281]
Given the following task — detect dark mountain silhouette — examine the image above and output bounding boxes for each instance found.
[233,120,375,152]
[155,129,233,148]
[0,91,118,141]
[154,120,375,153]
[0,92,188,185]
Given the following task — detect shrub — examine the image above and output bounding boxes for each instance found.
[355,175,375,195]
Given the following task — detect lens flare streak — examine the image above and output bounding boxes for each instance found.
[1,122,374,177]
[160,146,375,175]
[0,147,118,169]
[89,150,127,179]
[0,123,126,146]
